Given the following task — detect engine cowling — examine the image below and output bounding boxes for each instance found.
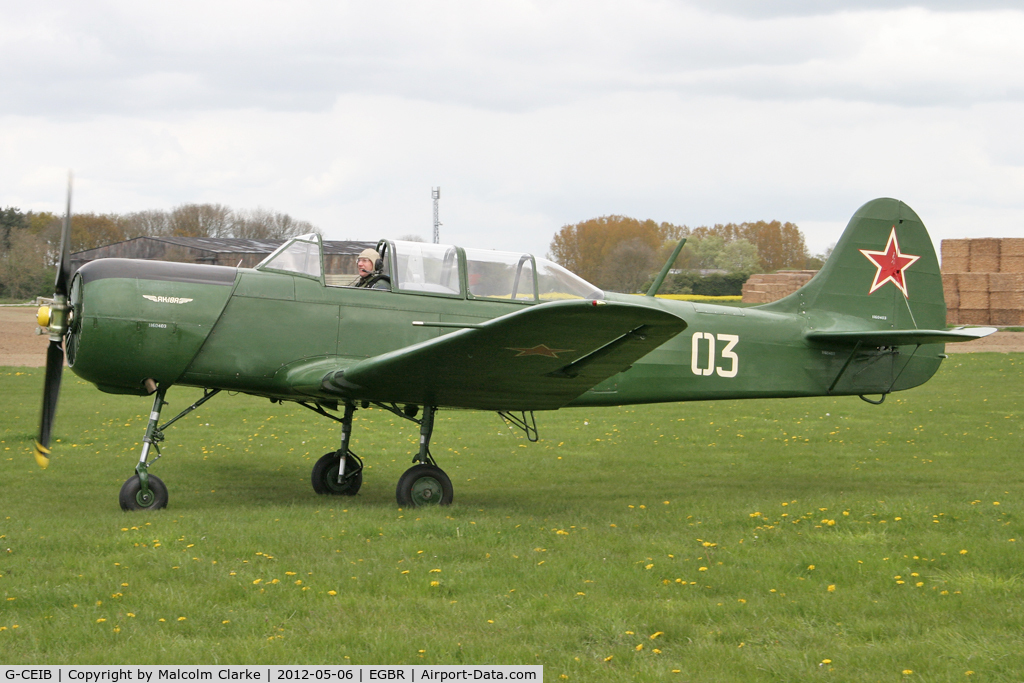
[69,259,237,395]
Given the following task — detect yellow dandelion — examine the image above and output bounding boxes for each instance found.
[126,613,135,618]
[96,618,107,623]
[635,644,643,651]
[604,656,613,662]
[177,617,186,621]
[902,670,913,675]
[644,564,654,570]
[327,590,337,596]
[960,549,968,555]
[699,566,707,572]
[822,659,832,665]
[252,579,262,585]
[430,581,440,587]
[222,620,230,624]
[649,631,663,639]
[429,568,441,573]
[828,584,836,592]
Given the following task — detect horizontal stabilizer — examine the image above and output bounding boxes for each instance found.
[325,299,687,410]
[807,327,997,347]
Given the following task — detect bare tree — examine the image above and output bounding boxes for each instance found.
[232,208,319,239]
[117,210,170,238]
[597,238,660,293]
[169,204,233,237]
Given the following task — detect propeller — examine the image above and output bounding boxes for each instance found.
[34,173,73,469]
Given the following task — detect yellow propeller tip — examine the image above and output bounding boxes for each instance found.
[34,442,50,469]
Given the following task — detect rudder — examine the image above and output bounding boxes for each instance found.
[760,198,945,330]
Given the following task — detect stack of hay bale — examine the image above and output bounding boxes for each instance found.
[741,270,818,304]
[941,238,1024,326]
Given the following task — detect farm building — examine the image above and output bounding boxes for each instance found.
[69,236,377,286]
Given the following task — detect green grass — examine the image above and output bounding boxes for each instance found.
[1,356,1023,680]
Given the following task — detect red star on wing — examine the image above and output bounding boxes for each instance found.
[859,227,921,298]
[506,344,574,358]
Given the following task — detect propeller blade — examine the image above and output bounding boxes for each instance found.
[54,172,73,297]
[36,173,73,469]
[35,339,64,469]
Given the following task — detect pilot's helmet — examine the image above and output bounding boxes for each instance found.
[358,248,381,264]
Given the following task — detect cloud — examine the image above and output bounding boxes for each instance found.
[1,1,1023,262]
[4,2,1024,118]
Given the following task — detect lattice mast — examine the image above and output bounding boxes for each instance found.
[432,187,441,244]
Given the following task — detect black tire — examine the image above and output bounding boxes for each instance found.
[396,464,453,507]
[119,474,169,511]
[311,451,363,496]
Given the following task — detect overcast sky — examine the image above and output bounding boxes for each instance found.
[2,1,1023,260]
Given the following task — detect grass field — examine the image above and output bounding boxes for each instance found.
[1,355,1023,680]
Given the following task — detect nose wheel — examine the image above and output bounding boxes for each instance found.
[119,473,169,511]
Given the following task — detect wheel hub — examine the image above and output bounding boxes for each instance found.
[411,476,442,505]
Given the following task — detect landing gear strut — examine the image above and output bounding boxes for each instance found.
[311,402,364,496]
[395,405,453,507]
[119,386,221,511]
[301,401,453,506]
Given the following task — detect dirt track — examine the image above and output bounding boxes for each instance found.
[1,306,1022,367]
[0,307,52,367]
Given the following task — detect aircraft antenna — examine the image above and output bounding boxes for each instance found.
[432,187,441,244]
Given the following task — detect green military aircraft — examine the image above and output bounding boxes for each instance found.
[34,192,994,510]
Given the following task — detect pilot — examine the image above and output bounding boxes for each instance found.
[350,248,388,289]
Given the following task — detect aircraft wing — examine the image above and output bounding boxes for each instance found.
[323,299,687,410]
[806,326,997,347]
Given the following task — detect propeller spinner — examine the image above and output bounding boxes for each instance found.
[34,173,74,469]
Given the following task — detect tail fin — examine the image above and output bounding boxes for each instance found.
[761,197,945,330]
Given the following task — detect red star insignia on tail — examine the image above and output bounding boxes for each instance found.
[506,344,573,358]
[859,227,920,297]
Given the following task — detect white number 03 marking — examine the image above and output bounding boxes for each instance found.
[690,332,739,378]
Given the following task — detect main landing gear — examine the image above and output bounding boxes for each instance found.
[301,400,453,507]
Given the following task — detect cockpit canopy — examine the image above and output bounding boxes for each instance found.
[257,235,603,302]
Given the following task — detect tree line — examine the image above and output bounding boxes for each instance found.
[548,215,828,294]
[0,204,319,300]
